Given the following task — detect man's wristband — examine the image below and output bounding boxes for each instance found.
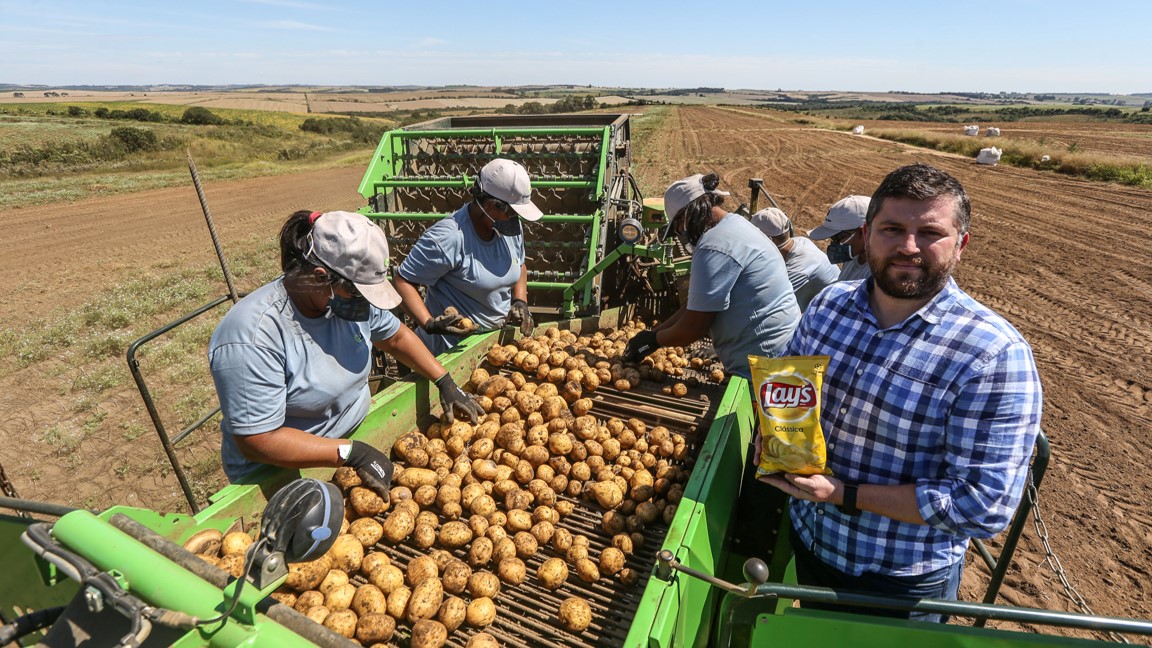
[838,483,862,516]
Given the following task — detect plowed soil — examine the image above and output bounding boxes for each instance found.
[3,106,1150,641]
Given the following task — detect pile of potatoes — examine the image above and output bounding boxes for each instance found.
[486,320,725,399]
[193,323,695,647]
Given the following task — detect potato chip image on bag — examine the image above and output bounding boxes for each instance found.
[749,355,832,477]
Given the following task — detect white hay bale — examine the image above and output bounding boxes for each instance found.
[976,147,1003,165]
[852,125,865,135]
[986,127,1001,137]
[964,125,980,136]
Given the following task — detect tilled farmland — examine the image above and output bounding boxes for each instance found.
[2,105,1150,640]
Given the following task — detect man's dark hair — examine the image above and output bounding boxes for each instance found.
[678,173,726,245]
[866,164,971,235]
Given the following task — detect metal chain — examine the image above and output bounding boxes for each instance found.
[1027,479,1131,644]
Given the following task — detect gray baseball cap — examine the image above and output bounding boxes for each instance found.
[809,195,870,240]
[310,211,401,309]
[750,207,792,237]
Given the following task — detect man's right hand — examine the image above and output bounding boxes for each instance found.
[423,311,470,336]
[342,441,394,497]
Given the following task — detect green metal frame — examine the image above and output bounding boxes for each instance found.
[355,114,635,318]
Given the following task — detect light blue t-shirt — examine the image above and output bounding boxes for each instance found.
[208,278,401,481]
[687,214,801,380]
[397,205,525,355]
[785,236,840,311]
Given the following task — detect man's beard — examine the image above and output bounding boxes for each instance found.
[869,248,957,300]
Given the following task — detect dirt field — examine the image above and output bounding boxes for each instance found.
[2,105,1150,640]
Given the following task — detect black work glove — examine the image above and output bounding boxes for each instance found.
[623,329,660,364]
[435,372,483,424]
[505,298,534,336]
[423,311,471,336]
[343,440,394,497]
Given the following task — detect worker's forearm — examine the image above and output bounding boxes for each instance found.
[393,275,432,327]
[513,265,528,302]
[236,427,344,468]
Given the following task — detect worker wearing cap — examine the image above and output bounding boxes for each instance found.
[394,158,541,356]
[623,173,799,380]
[208,210,484,491]
[750,207,839,312]
[809,195,872,282]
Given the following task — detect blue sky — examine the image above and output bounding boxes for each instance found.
[1,0,1148,94]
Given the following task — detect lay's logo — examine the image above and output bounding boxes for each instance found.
[760,380,817,410]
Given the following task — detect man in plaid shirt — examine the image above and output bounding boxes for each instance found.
[762,163,1043,622]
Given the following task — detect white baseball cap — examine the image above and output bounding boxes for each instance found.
[310,211,402,309]
[750,207,791,238]
[478,159,543,221]
[808,195,871,240]
[660,174,730,240]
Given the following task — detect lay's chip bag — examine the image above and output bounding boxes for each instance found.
[749,355,832,477]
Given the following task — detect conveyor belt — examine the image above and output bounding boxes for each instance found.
[363,375,724,647]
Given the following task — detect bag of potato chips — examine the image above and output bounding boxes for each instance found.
[749,355,832,477]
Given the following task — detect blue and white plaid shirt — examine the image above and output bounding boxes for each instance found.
[785,277,1042,576]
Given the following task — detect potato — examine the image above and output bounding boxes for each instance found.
[327,534,364,574]
[410,619,449,648]
[575,558,600,584]
[325,582,357,611]
[269,589,297,608]
[323,608,357,638]
[319,569,350,596]
[530,520,556,545]
[438,521,473,549]
[552,528,574,553]
[333,466,362,491]
[349,486,388,518]
[467,632,500,648]
[367,564,405,594]
[442,560,472,595]
[429,549,455,571]
[221,531,254,557]
[355,613,395,644]
[303,604,330,625]
[559,596,592,632]
[438,596,468,632]
[466,596,497,627]
[468,536,494,568]
[612,533,634,555]
[414,524,438,549]
[386,586,411,620]
[294,589,324,612]
[588,481,624,510]
[284,554,332,592]
[407,577,445,623]
[599,547,626,576]
[619,567,641,587]
[467,571,501,599]
[351,584,387,616]
[347,518,384,549]
[217,553,245,579]
[497,557,527,585]
[396,467,440,490]
[512,531,538,559]
[182,528,223,557]
[380,510,415,544]
[537,557,569,590]
[407,555,440,587]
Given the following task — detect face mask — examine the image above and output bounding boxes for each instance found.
[827,243,855,265]
[826,230,859,264]
[481,202,523,237]
[325,287,372,321]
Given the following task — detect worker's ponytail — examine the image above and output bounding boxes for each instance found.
[279,209,318,274]
[681,173,726,246]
